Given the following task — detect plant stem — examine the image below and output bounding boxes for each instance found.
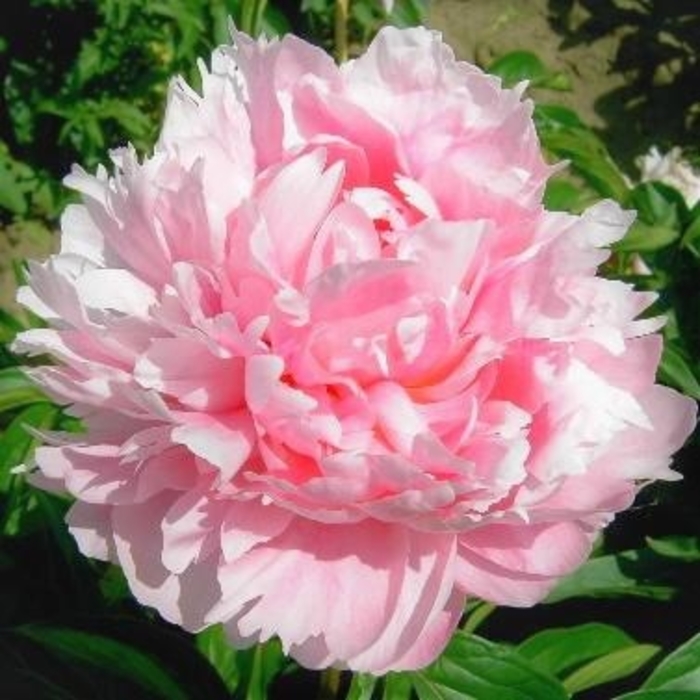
[334,0,350,64]
[462,602,496,634]
[318,667,342,700]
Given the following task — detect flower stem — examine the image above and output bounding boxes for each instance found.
[318,667,342,700]
[334,0,350,64]
[462,602,496,634]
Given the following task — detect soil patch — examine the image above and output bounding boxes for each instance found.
[428,0,626,129]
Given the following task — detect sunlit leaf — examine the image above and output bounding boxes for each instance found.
[657,344,700,400]
[642,632,700,692]
[382,672,413,699]
[490,50,573,91]
[539,126,630,201]
[544,178,599,212]
[197,635,288,700]
[0,402,60,499]
[630,182,683,224]
[246,640,289,700]
[534,104,587,130]
[347,673,379,700]
[681,210,700,258]
[0,309,26,345]
[390,0,428,28]
[412,632,568,700]
[196,624,241,694]
[518,623,637,678]
[0,366,46,412]
[615,220,680,253]
[545,549,679,603]
[646,536,700,563]
[562,644,660,694]
[0,158,28,215]
[261,4,292,36]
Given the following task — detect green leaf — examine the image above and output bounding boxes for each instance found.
[613,182,683,252]
[98,564,131,605]
[383,673,414,699]
[646,536,700,563]
[0,402,60,497]
[488,51,571,91]
[545,548,680,603]
[534,104,587,130]
[261,3,291,36]
[540,73,572,91]
[629,182,682,228]
[681,210,700,258]
[74,40,104,87]
[240,0,268,36]
[563,644,660,694]
[15,625,190,700]
[462,602,496,634]
[616,692,700,700]
[614,220,680,253]
[412,632,568,700]
[0,159,28,215]
[0,366,46,412]
[301,0,330,14]
[488,51,547,87]
[198,637,287,700]
[544,178,598,213]
[534,106,629,202]
[196,624,240,694]
[390,0,428,28]
[518,623,637,678]
[245,640,288,700]
[0,309,26,345]
[98,99,153,139]
[657,343,700,399]
[17,616,233,699]
[539,126,629,201]
[642,632,700,692]
[347,673,379,700]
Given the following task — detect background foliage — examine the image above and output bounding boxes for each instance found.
[1,1,698,698]
[548,0,700,169]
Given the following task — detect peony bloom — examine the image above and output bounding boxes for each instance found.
[637,145,700,208]
[14,27,696,673]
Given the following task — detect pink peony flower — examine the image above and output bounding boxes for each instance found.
[14,27,696,673]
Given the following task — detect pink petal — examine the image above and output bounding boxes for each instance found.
[258,151,344,282]
[162,489,225,574]
[134,336,245,411]
[66,501,115,561]
[213,519,459,672]
[171,411,256,480]
[456,521,594,606]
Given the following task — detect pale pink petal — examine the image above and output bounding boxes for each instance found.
[161,489,225,574]
[134,336,245,411]
[171,411,256,480]
[213,519,460,672]
[111,494,182,623]
[66,501,115,561]
[34,444,136,504]
[258,151,344,282]
[455,522,594,605]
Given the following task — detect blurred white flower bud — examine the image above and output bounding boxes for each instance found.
[637,146,700,208]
